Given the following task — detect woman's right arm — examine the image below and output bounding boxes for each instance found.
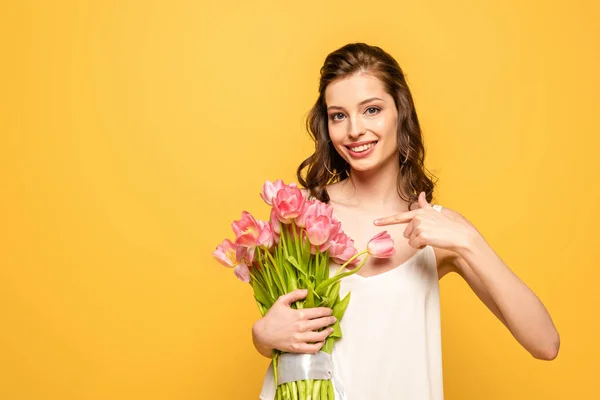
[252,289,337,358]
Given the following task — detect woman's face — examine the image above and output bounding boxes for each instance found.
[324,73,399,173]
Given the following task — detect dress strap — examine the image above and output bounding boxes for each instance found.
[432,204,443,212]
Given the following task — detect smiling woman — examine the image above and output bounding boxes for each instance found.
[296,44,434,211]
[252,43,559,400]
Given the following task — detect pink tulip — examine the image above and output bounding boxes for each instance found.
[213,239,238,267]
[295,200,316,228]
[306,215,338,246]
[329,232,358,264]
[234,262,251,282]
[316,201,334,219]
[273,186,306,224]
[213,239,251,282]
[257,220,275,249]
[232,211,261,247]
[367,231,396,258]
[296,200,334,228]
[260,179,297,206]
[270,208,281,235]
[236,245,255,265]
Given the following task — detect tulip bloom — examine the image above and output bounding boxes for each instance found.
[367,231,396,258]
[260,179,297,206]
[306,215,334,246]
[257,220,275,249]
[232,211,261,247]
[329,232,358,264]
[270,208,281,235]
[273,186,306,224]
[213,239,251,282]
[212,239,238,267]
[296,200,334,228]
[233,262,251,283]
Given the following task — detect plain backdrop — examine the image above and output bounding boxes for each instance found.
[1,1,598,399]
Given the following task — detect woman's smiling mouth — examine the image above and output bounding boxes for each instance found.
[345,141,378,157]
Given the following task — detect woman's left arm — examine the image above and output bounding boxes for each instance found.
[437,226,560,360]
[374,192,560,361]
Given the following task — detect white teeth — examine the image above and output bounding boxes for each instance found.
[349,142,376,153]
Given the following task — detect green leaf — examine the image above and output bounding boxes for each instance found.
[306,285,315,308]
[286,255,307,277]
[332,292,351,321]
[252,278,274,310]
[317,296,328,308]
[315,268,360,297]
[319,250,330,282]
[328,320,342,339]
[325,281,340,308]
[322,336,334,354]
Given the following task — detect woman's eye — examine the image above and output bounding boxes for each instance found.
[331,113,345,121]
[365,107,380,115]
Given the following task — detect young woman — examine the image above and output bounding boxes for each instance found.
[253,42,559,399]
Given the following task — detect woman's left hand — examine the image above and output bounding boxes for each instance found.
[373,192,480,253]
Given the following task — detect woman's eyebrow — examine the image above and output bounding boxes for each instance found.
[327,97,384,111]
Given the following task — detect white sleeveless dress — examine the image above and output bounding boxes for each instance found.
[259,205,444,399]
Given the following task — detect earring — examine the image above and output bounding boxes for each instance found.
[324,162,341,176]
[402,151,409,164]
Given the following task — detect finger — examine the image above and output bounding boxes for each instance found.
[418,191,433,209]
[302,315,337,332]
[298,307,333,320]
[374,209,419,226]
[289,341,325,354]
[278,289,308,306]
[403,219,415,238]
[299,327,334,344]
[409,232,428,249]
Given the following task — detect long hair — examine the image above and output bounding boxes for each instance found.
[296,43,438,210]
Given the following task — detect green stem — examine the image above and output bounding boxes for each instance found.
[272,351,279,387]
[320,380,328,399]
[327,379,334,399]
[312,380,321,399]
[276,385,282,400]
[265,249,288,293]
[298,380,306,398]
[333,250,368,276]
[315,249,319,280]
[291,220,300,260]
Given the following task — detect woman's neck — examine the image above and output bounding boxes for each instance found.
[336,160,408,212]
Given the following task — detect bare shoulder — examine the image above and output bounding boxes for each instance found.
[304,181,345,204]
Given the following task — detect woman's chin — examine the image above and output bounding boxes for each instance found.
[346,160,378,173]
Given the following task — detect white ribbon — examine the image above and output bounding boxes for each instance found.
[277,351,333,384]
[276,351,348,399]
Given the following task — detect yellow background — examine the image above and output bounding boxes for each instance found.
[1,1,598,399]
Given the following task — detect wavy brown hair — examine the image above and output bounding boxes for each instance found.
[296,43,438,210]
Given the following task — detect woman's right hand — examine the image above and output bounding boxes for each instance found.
[252,289,336,357]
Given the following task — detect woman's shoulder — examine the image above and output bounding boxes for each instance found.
[300,182,343,203]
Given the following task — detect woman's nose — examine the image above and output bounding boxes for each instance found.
[347,116,365,139]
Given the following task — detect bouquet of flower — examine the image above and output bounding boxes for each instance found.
[213,180,395,400]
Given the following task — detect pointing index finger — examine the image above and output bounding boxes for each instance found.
[373,209,418,226]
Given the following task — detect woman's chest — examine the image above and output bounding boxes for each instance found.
[331,206,424,277]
